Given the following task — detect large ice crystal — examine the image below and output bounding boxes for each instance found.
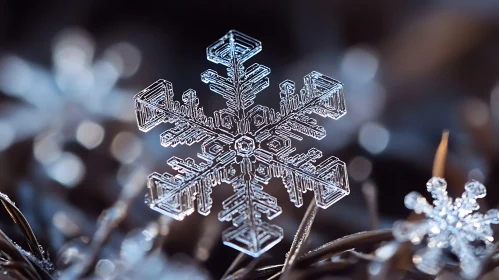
[134,30,349,257]
[393,177,499,278]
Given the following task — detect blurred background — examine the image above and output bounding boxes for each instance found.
[0,0,499,279]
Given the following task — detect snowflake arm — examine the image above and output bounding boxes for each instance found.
[135,79,229,146]
[252,71,346,138]
[147,145,236,219]
[254,148,349,208]
[201,31,270,116]
[218,159,283,257]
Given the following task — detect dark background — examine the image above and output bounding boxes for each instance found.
[0,0,499,278]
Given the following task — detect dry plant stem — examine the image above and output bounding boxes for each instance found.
[409,130,448,222]
[0,262,37,280]
[222,252,248,279]
[250,264,283,279]
[0,195,47,260]
[230,254,266,280]
[278,198,318,280]
[264,261,353,280]
[0,263,31,280]
[0,231,43,280]
[0,192,52,279]
[345,249,379,261]
[296,229,393,267]
[432,130,449,178]
[267,271,282,280]
[295,260,354,280]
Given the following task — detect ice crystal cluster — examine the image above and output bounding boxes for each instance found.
[393,177,499,278]
[134,30,349,257]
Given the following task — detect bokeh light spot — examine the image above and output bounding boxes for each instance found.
[340,46,379,84]
[463,98,489,127]
[348,156,373,182]
[76,121,105,149]
[358,122,390,155]
[46,152,85,187]
[111,132,143,164]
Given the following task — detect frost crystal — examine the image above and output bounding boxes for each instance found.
[134,30,349,257]
[393,177,499,278]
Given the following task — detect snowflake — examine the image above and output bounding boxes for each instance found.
[0,27,140,186]
[134,30,349,257]
[393,177,499,279]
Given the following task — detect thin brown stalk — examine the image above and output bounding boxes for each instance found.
[278,198,318,279]
[222,252,248,279]
[409,130,448,221]
[0,194,48,261]
[296,229,393,267]
[228,254,266,280]
[432,130,449,178]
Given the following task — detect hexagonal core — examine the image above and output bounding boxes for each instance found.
[235,136,255,156]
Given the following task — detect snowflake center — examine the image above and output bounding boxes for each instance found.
[444,213,459,228]
[235,136,255,156]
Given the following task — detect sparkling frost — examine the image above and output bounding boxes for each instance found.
[393,177,499,278]
[134,30,349,257]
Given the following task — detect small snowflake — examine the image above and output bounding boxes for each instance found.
[134,30,349,257]
[393,177,499,278]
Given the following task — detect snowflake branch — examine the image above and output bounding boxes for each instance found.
[219,159,283,257]
[135,79,232,142]
[254,71,346,137]
[147,150,236,219]
[255,148,349,209]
